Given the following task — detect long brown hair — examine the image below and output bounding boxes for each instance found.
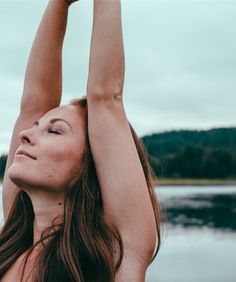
[0,96,162,282]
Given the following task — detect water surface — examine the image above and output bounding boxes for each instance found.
[1,185,236,281]
[146,185,236,282]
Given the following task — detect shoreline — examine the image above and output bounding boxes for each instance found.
[156,178,236,186]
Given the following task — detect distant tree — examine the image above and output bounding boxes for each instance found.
[0,154,7,180]
[201,149,233,179]
[148,155,163,178]
[142,127,236,179]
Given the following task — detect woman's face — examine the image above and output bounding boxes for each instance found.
[8,105,85,193]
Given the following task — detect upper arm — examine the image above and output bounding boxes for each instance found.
[87,94,157,260]
[115,251,147,282]
[2,110,46,223]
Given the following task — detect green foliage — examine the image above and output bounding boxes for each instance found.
[142,127,236,179]
[0,154,7,180]
[1,127,236,181]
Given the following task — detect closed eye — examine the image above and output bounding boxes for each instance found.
[48,128,61,135]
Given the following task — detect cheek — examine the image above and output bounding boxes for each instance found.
[48,144,80,166]
[7,144,84,191]
[42,143,84,185]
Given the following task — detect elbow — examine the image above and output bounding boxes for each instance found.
[87,87,124,108]
[87,81,124,102]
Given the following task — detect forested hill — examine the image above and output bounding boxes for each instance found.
[1,127,236,181]
[141,127,236,179]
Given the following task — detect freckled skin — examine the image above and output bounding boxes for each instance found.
[8,105,85,194]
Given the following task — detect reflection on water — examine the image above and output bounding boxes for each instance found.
[146,225,236,282]
[162,193,236,232]
[146,186,236,282]
[1,185,236,281]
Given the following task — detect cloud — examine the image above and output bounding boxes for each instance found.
[0,0,236,154]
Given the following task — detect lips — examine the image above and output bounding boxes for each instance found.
[15,149,37,160]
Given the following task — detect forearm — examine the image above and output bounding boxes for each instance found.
[21,0,69,113]
[87,0,125,98]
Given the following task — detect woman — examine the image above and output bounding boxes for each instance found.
[0,0,162,281]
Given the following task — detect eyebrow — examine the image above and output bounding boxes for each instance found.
[33,118,73,132]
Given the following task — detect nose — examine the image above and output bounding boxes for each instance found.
[19,128,36,145]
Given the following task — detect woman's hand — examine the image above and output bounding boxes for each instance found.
[64,0,79,6]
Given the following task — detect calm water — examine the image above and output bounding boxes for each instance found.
[147,185,236,282]
[1,185,236,282]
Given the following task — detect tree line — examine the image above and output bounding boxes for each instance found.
[1,127,236,181]
[0,154,7,180]
[142,127,236,179]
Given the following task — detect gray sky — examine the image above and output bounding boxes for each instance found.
[0,0,235,154]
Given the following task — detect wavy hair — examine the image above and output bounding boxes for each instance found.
[0,96,162,282]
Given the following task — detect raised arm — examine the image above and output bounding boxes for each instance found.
[86,1,157,279]
[2,0,71,223]
[87,0,125,97]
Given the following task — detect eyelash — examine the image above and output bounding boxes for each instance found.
[48,128,61,135]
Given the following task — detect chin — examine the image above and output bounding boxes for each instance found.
[8,162,36,189]
[8,164,63,193]
[8,165,27,188]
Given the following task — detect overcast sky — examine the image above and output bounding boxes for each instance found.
[0,0,235,154]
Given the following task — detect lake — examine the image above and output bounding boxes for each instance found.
[1,184,236,281]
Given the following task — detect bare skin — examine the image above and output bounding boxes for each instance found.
[8,105,85,244]
[2,0,157,281]
[3,0,69,223]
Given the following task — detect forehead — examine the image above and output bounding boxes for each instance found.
[41,105,84,130]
